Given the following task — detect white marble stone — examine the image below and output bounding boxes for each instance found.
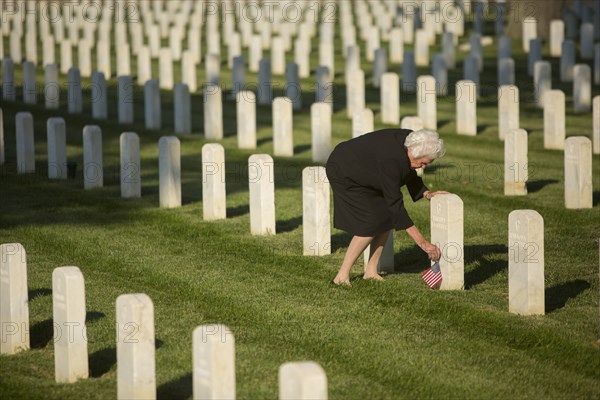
[508,210,545,316]
[97,40,111,78]
[60,40,73,75]
[120,132,141,198]
[522,17,537,52]
[316,66,332,104]
[389,28,404,63]
[430,194,464,290]
[498,85,519,141]
[206,53,221,85]
[159,136,181,208]
[381,73,400,125]
[143,80,161,130]
[249,154,276,235]
[0,243,29,355]
[237,91,256,149]
[352,108,374,138]
[43,64,59,109]
[67,67,82,114]
[303,167,331,256]
[273,97,294,157]
[116,294,156,400]
[204,84,223,140]
[561,40,575,82]
[52,267,88,383]
[2,58,15,101]
[22,61,36,105]
[136,46,152,87]
[417,75,437,130]
[202,143,227,220]
[372,48,388,89]
[193,325,236,400]
[543,90,566,150]
[401,116,424,131]
[43,36,55,66]
[83,125,103,189]
[363,231,394,274]
[573,64,592,113]
[550,20,564,57]
[534,61,551,109]
[174,83,191,134]
[402,51,416,93]
[456,80,477,136]
[249,35,262,73]
[118,76,134,124]
[16,112,35,174]
[47,117,67,180]
[159,48,173,90]
[564,137,593,209]
[279,361,327,400]
[311,103,332,163]
[91,72,107,120]
[346,69,365,118]
[319,41,335,81]
[594,96,600,154]
[415,29,429,67]
[117,43,131,77]
[498,58,515,86]
[504,129,528,196]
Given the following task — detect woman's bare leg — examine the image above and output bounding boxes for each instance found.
[333,235,374,286]
[363,231,390,280]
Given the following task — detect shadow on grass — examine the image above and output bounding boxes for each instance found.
[527,179,559,193]
[276,216,302,233]
[89,347,116,377]
[594,191,600,206]
[29,288,52,300]
[157,373,192,400]
[545,279,591,313]
[30,319,54,349]
[331,232,353,252]
[464,244,508,288]
[86,311,106,323]
[293,144,311,155]
[227,204,250,218]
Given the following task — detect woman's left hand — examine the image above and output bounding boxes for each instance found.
[424,190,450,200]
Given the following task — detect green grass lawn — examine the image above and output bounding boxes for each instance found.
[1,11,600,400]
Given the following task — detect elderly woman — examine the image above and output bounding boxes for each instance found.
[325,128,448,286]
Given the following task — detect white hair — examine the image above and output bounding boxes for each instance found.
[404,129,446,159]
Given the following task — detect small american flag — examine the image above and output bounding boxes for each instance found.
[421,261,442,289]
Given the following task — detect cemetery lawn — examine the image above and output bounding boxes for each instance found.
[1,39,600,400]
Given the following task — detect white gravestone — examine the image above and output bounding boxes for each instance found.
[594,96,600,155]
[498,85,519,141]
[45,64,60,109]
[279,362,328,400]
[0,243,29,355]
[16,112,35,174]
[303,167,331,256]
[202,143,227,221]
[67,67,82,114]
[116,294,156,400]
[60,40,73,74]
[389,28,404,63]
[504,129,528,196]
[561,40,575,82]
[273,97,294,157]
[237,91,257,149]
[92,72,107,120]
[442,32,455,69]
[430,194,464,290]
[380,73,400,125]
[311,103,332,163]
[498,58,515,86]
[78,40,92,78]
[401,116,424,131]
[137,46,152,86]
[159,136,181,208]
[204,84,223,140]
[550,20,564,57]
[120,132,141,198]
[352,109,374,138]
[316,66,332,104]
[83,125,103,189]
[174,83,191,134]
[522,17,537,52]
[53,267,88,383]
[417,76,437,130]
[144,80,161,130]
[47,117,67,180]
[159,48,173,89]
[573,64,591,113]
[564,137,593,209]
[508,210,545,316]
[415,29,429,66]
[206,53,221,85]
[346,69,365,118]
[118,76,134,124]
[193,325,236,400]
[372,48,388,88]
[363,231,395,274]
[249,154,276,235]
[543,90,566,150]
[456,80,477,136]
[534,61,551,108]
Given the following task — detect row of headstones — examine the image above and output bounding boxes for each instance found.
[0,243,328,399]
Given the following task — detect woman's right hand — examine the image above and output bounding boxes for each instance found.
[421,241,441,262]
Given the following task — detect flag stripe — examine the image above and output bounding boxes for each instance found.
[421,266,442,289]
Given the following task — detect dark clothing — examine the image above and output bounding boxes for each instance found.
[325,129,428,236]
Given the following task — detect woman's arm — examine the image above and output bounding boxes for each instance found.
[405,225,441,261]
